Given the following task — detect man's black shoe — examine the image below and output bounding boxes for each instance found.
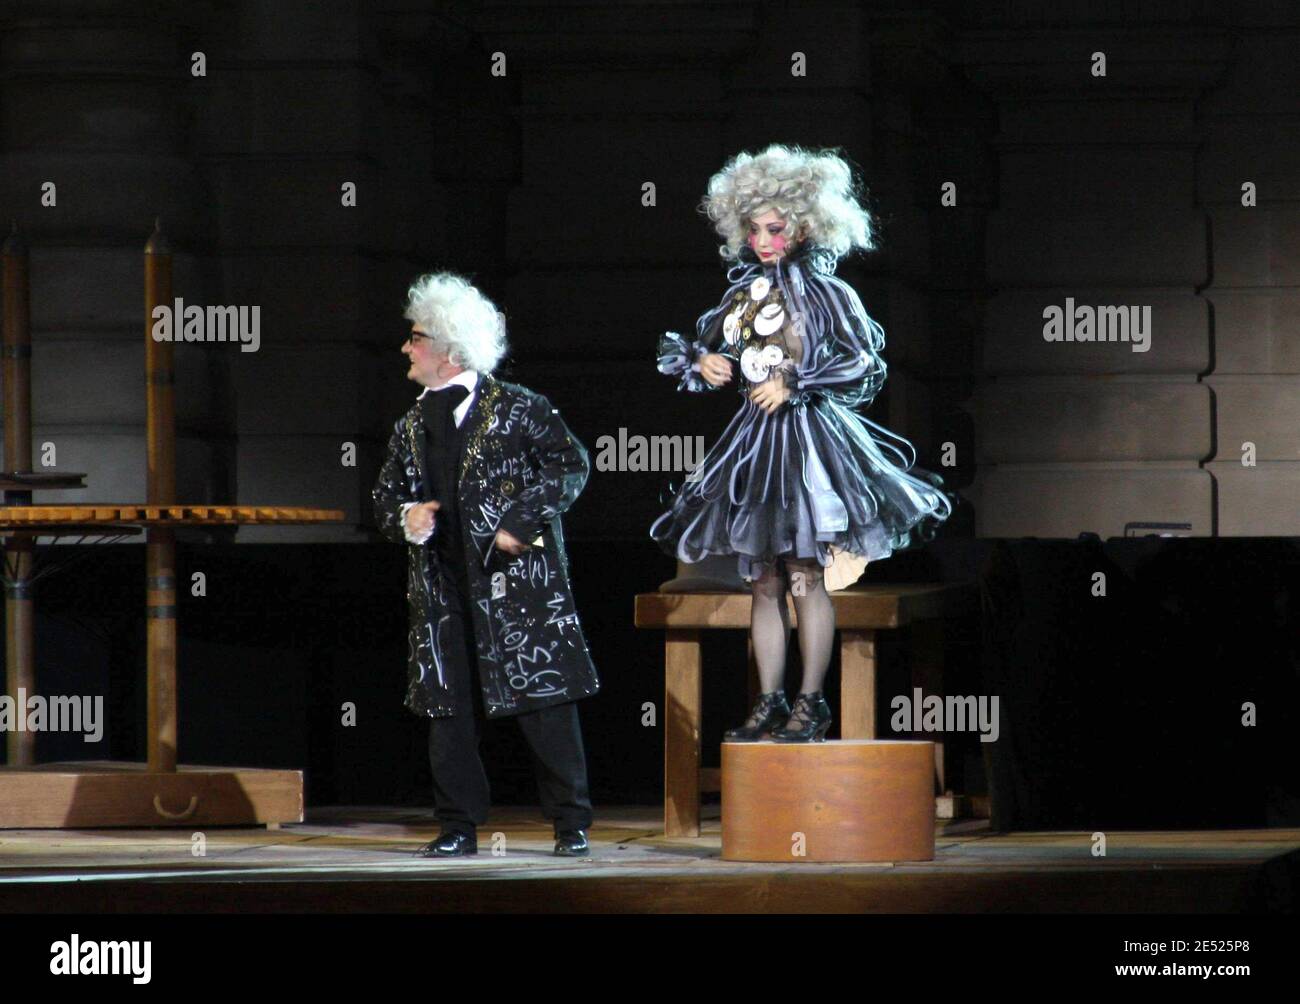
[554,829,590,857]
[416,830,477,857]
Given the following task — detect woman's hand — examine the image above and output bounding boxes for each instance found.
[698,353,734,387]
[404,500,440,535]
[749,379,791,414]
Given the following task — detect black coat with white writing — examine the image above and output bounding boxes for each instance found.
[372,375,600,719]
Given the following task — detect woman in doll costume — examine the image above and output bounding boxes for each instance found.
[650,144,954,743]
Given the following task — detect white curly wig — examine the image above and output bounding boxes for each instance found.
[403,272,507,373]
[700,144,877,263]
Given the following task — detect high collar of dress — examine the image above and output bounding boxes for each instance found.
[736,241,836,277]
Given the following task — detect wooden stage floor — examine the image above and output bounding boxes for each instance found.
[0,806,1295,913]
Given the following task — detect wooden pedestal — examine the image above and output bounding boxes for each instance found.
[636,584,977,837]
[721,740,934,863]
[0,761,303,828]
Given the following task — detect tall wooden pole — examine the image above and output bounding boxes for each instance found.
[3,223,34,766]
[144,219,177,772]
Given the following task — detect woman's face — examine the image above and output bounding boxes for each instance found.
[747,208,796,263]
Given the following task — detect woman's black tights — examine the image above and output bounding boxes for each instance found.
[747,557,835,728]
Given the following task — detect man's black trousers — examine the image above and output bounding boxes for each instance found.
[426,579,593,836]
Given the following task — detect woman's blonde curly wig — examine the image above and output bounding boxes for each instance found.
[700,144,877,263]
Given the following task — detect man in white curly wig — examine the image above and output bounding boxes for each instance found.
[374,271,600,858]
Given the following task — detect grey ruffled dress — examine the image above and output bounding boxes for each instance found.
[650,243,954,580]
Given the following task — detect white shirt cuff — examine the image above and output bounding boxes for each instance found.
[400,502,433,544]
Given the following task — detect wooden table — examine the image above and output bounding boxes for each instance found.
[634,584,978,837]
[0,504,343,829]
[0,223,344,829]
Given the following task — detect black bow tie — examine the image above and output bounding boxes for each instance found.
[420,384,471,433]
[438,384,470,409]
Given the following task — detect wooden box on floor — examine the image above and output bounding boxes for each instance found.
[721,740,934,863]
[0,762,302,828]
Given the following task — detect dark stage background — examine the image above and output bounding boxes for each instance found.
[1,1,1298,829]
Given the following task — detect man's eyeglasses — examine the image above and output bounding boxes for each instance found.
[404,330,436,346]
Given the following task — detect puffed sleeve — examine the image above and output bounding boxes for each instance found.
[657,285,735,393]
[779,273,888,409]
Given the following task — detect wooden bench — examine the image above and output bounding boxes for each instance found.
[634,583,978,837]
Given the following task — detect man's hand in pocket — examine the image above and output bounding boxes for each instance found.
[494,528,527,554]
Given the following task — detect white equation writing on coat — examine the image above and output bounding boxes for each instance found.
[467,498,506,559]
[507,550,553,589]
[484,454,530,480]
[498,399,529,438]
[545,591,580,632]
[496,602,567,697]
[507,644,566,695]
[518,408,551,440]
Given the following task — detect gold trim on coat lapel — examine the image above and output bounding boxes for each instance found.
[457,374,501,480]
[452,375,506,570]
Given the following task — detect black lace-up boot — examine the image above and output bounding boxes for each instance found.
[723,690,791,742]
[769,692,832,742]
